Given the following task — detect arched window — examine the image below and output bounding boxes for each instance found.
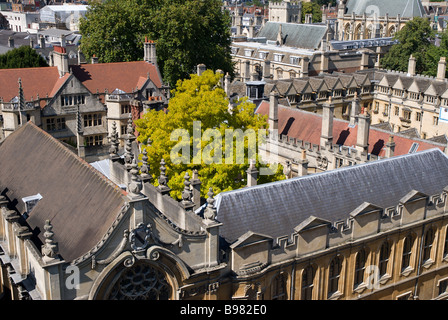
[379,241,391,277]
[423,228,435,262]
[107,262,171,300]
[272,273,287,300]
[354,249,367,288]
[301,265,315,300]
[402,236,414,271]
[328,256,342,297]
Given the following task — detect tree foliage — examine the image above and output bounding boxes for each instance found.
[381,17,436,75]
[301,2,322,23]
[0,46,48,69]
[135,70,284,199]
[79,0,233,86]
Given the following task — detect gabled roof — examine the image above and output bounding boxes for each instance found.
[256,102,445,157]
[215,148,448,244]
[257,22,327,50]
[71,61,162,94]
[0,122,127,262]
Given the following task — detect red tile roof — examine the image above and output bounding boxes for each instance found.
[71,61,162,94]
[0,66,62,102]
[256,101,445,157]
[0,61,163,106]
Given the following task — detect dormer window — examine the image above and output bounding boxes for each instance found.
[21,193,42,219]
[244,49,253,57]
[274,54,284,62]
[290,56,300,65]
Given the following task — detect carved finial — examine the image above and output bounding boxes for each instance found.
[204,187,217,221]
[157,158,171,194]
[139,147,151,181]
[127,158,143,198]
[41,220,59,260]
[109,121,119,158]
[181,172,193,206]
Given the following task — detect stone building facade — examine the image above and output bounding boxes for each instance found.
[336,0,426,41]
[0,39,168,162]
[1,114,448,300]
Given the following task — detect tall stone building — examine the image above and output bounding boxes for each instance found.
[336,0,426,41]
[268,0,302,23]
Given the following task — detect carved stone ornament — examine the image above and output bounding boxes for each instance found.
[129,223,152,252]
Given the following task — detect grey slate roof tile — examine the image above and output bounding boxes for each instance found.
[214,149,448,244]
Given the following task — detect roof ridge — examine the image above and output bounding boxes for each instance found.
[217,148,446,199]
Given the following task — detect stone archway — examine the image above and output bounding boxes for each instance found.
[89,250,186,300]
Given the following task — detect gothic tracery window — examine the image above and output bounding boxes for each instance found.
[108,262,171,300]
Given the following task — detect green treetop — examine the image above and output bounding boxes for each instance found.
[79,0,233,86]
[381,17,435,75]
[0,46,48,69]
[135,70,284,199]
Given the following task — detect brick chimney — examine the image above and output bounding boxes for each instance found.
[52,46,69,76]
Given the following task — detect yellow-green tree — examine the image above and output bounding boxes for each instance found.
[135,70,284,199]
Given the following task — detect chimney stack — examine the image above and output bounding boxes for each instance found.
[144,38,157,65]
[91,54,99,64]
[52,47,69,76]
[246,159,258,187]
[356,108,371,155]
[263,59,271,80]
[385,135,395,158]
[197,64,206,76]
[408,54,416,76]
[350,92,360,126]
[297,150,309,177]
[269,91,279,132]
[8,36,14,48]
[437,57,446,81]
[39,34,45,49]
[320,97,334,147]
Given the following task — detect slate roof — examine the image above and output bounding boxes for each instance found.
[0,122,127,262]
[345,0,425,18]
[257,22,327,50]
[214,148,448,244]
[256,102,445,157]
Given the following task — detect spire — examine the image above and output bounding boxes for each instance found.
[18,78,25,126]
[204,187,217,221]
[41,220,59,261]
